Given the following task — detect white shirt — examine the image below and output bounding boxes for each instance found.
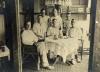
[68,27,82,39]
[50,15,63,29]
[21,30,38,45]
[33,23,46,39]
[40,15,49,29]
[47,27,59,37]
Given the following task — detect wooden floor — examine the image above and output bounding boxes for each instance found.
[23,55,89,72]
[0,54,89,72]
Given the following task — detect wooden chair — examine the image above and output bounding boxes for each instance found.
[78,39,84,60]
[22,44,40,70]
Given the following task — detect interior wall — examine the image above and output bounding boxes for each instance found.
[0,15,5,41]
[34,0,40,13]
[34,0,41,22]
[71,0,88,5]
[19,0,35,28]
[19,0,24,28]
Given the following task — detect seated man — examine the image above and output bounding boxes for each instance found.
[47,19,63,39]
[68,19,82,64]
[46,19,63,61]
[46,19,82,64]
[33,15,54,70]
[21,21,38,45]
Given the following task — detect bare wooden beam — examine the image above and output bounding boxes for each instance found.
[15,0,22,72]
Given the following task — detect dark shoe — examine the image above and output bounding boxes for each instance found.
[71,59,76,65]
[66,61,72,66]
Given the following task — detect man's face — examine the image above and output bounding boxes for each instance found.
[41,10,46,16]
[53,19,57,27]
[26,22,31,30]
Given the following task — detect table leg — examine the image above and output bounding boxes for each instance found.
[52,56,60,66]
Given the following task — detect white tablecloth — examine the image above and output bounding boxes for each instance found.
[45,38,79,63]
[0,46,10,61]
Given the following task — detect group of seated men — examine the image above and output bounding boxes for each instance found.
[21,8,82,70]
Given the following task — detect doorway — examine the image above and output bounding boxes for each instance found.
[6,0,97,72]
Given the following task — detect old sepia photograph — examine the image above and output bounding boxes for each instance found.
[0,0,99,72]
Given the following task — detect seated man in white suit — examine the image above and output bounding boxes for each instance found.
[33,15,54,70]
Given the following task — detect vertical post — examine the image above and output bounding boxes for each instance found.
[88,0,97,72]
[15,0,22,72]
[86,0,91,36]
[88,0,91,8]
[4,0,22,72]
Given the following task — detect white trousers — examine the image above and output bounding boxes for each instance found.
[36,42,49,66]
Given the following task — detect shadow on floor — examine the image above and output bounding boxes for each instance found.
[0,57,14,72]
[23,55,89,72]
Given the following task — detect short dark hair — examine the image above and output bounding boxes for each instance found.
[52,18,57,22]
[72,19,74,21]
[40,8,47,15]
[71,19,75,22]
[24,21,31,29]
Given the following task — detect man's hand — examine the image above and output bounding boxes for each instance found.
[38,39,45,42]
[38,35,43,38]
[34,42,38,45]
[54,35,58,40]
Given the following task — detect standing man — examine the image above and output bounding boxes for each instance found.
[33,15,54,70]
